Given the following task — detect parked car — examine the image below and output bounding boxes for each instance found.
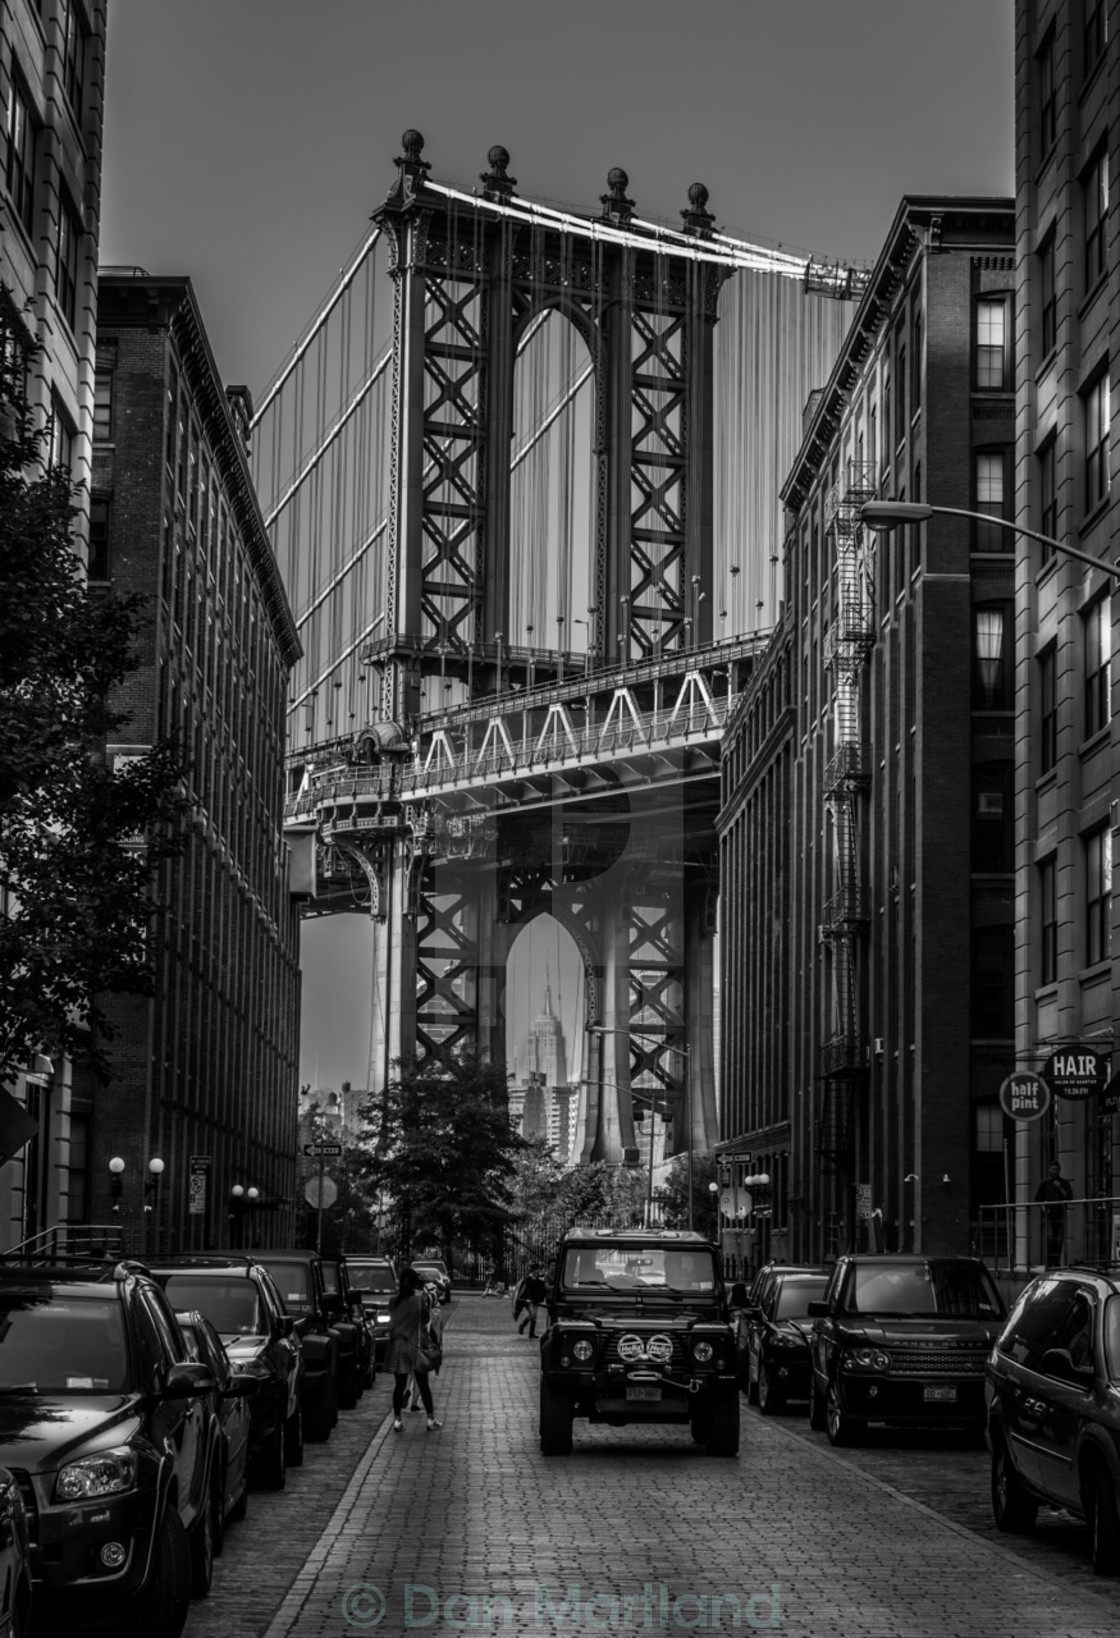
[737,1266,829,1413]
[539,1229,739,1457]
[0,1261,217,1638]
[986,1264,1120,1573]
[412,1258,451,1305]
[320,1255,375,1393]
[0,1467,33,1638]
[175,1313,256,1553]
[807,1254,1006,1446]
[148,1257,304,1484]
[346,1257,398,1363]
[255,1250,357,1425]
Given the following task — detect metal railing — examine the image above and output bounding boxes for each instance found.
[977,1196,1120,1274]
[1,1223,127,1265]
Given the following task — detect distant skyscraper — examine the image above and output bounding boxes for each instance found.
[513,974,574,1157]
[515,972,569,1091]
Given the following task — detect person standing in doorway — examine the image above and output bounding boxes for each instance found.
[1035,1160,1073,1268]
[517,1266,548,1337]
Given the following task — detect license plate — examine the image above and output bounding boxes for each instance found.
[626,1384,661,1402]
[923,1384,957,1403]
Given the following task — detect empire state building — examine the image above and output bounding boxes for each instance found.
[512,973,575,1159]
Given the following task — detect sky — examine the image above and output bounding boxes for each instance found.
[99,0,1016,1094]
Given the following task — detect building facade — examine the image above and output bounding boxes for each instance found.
[719,198,1017,1262]
[1013,0,1120,1260]
[80,272,303,1252]
[1,0,108,1248]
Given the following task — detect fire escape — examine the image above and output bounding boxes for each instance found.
[818,463,877,1170]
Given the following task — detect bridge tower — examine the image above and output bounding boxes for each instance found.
[311,133,731,1164]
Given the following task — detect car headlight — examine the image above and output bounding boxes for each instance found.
[237,1357,274,1379]
[56,1448,138,1502]
[843,1347,890,1371]
[693,1341,714,1363]
[376,1312,391,1326]
[572,1339,594,1362]
[771,1331,801,1348]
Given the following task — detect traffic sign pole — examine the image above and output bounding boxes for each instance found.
[317,1147,325,1254]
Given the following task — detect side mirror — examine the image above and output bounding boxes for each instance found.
[275,1314,296,1339]
[729,1283,750,1308]
[806,1300,829,1318]
[222,1373,260,1399]
[1041,1346,1093,1384]
[163,1362,216,1400]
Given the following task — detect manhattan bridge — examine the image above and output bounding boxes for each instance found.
[256,132,865,1169]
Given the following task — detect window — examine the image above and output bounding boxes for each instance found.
[910,310,922,415]
[974,605,1011,709]
[1040,856,1058,983]
[974,449,1011,550]
[1085,371,1110,512]
[61,0,87,117]
[1085,146,1110,289]
[4,74,36,236]
[973,763,1012,873]
[976,1104,1004,1153]
[1086,825,1112,965]
[54,188,81,330]
[46,398,74,471]
[1084,595,1111,737]
[87,496,109,580]
[895,345,907,446]
[1040,234,1057,358]
[976,299,1009,389]
[1039,644,1058,773]
[1085,0,1107,75]
[973,927,1013,1037]
[1039,28,1057,157]
[1039,437,1057,565]
[93,371,112,441]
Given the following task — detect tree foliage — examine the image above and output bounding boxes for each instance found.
[658,1150,720,1239]
[356,1051,524,1269]
[0,306,188,1083]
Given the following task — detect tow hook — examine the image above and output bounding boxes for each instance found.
[688,1378,703,1394]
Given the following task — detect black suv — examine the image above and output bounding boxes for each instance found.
[148,1257,304,1485]
[0,1262,218,1638]
[320,1255,376,1393]
[807,1253,1006,1445]
[539,1229,739,1457]
[986,1265,1120,1574]
[737,1265,829,1414]
[346,1257,397,1363]
[256,1251,359,1428]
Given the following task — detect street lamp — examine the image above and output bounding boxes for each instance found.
[859,500,1120,581]
[145,1157,164,1256]
[108,1156,125,1214]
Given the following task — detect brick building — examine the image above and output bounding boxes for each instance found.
[1,0,108,1248]
[79,272,303,1252]
[718,197,1016,1262]
[1012,0,1120,1256]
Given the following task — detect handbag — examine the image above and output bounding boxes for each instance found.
[413,1308,433,1374]
[426,1335,443,1374]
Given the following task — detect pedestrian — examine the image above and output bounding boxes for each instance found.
[385,1266,442,1432]
[517,1265,548,1337]
[1035,1159,1074,1268]
[410,1284,444,1411]
[511,1270,529,1328]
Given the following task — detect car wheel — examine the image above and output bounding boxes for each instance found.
[705,1387,741,1458]
[211,1458,227,1557]
[758,1364,784,1417]
[362,1352,376,1390]
[1089,1461,1120,1574]
[120,1505,192,1638]
[539,1378,574,1455]
[688,1396,712,1445]
[338,1356,359,1411]
[255,1416,286,1491]
[227,1477,248,1525]
[285,1400,304,1467]
[306,1377,334,1442]
[825,1379,859,1447]
[189,1476,216,1599]
[990,1435,1037,1534]
[745,1352,759,1407]
[808,1377,827,1432]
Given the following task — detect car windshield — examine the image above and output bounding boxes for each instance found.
[413,1267,443,1283]
[561,1244,717,1292]
[349,1264,395,1294]
[260,1262,312,1314]
[0,1294,129,1392]
[774,1276,828,1319]
[847,1261,1002,1318]
[162,1277,264,1336]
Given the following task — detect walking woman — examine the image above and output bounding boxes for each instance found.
[386,1266,442,1433]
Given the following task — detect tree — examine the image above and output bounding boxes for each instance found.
[0,306,188,1084]
[658,1150,720,1240]
[356,1051,524,1274]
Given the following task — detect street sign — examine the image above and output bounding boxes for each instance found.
[1042,1049,1108,1101]
[188,1154,212,1216]
[855,1183,872,1221]
[305,1175,338,1208]
[304,1143,343,1157]
[999,1071,1051,1121]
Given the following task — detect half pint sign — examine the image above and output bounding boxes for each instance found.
[998,1072,1050,1122]
[1042,1050,1108,1101]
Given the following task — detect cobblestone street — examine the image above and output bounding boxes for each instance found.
[181,1295,1120,1637]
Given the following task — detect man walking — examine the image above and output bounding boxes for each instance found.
[1035,1160,1073,1268]
[517,1266,548,1337]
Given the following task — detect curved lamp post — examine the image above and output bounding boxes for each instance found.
[859,500,1120,581]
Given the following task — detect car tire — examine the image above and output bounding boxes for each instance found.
[539,1378,574,1455]
[745,1354,759,1407]
[339,1356,359,1411]
[825,1379,859,1447]
[306,1377,335,1442]
[758,1364,784,1417]
[256,1416,286,1491]
[705,1388,741,1458]
[808,1377,827,1432]
[189,1476,216,1599]
[688,1396,712,1445]
[121,1505,192,1638]
[1089,1461,1120,1575]
[211,1458,227,1557]
[990,1435,1037,1534]
[285,1400,304,1467]
[227,1477,248,1525]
